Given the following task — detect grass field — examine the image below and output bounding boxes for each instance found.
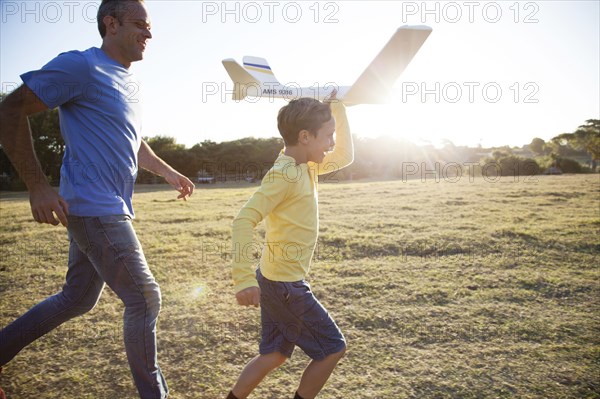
[0,174,599,399]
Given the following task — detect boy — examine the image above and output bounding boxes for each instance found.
[228,91,353,399]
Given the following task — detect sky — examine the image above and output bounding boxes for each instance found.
[1,0,599,148]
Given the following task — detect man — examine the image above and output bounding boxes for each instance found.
[0,1,193,397]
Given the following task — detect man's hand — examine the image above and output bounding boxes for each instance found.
[236,286,261,307]
[137,140,195,200]
[163,170,195,201]
[29,184,69,226]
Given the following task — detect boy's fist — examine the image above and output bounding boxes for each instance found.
[324,88,338,103]
[236,286,261,307]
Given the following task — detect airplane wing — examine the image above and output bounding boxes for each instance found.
[343,25,432,105]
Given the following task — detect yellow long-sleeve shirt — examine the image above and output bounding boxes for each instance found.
[231,102,354,293]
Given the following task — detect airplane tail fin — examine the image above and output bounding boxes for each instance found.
[222,58,256,101]
[242,56,282,84]
[344,25,432,105]
[222,56,281,100]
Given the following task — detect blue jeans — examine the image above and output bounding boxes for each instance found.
[0,215,168,399]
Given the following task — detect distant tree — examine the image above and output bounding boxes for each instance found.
[144,135,185,153]
[199,137,282,181]
[529,137,547,155]
[492,148,511,160]
[143,135,197,179]
[552,119,599,170]
[554,156,583,173]
[481,153,540,177]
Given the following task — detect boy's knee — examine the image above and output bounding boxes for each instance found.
[274,352,288,367]
[265,352,288,368]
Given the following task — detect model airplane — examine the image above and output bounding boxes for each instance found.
[222,25,432,105]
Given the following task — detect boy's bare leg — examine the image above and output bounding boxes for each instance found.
[296,347,346,399]
[232,352,288,398]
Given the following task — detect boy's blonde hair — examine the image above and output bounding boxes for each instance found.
[277,98,332,146]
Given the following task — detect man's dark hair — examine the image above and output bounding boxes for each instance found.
[97,0,144,38]
[277,98,332,146]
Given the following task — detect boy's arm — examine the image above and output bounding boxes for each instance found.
[231,168,289,305]
[316,102,354,175]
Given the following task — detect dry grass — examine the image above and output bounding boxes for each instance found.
[1,174,599,398]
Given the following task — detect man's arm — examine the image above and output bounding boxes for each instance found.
[138,140,195,200]
[0,85,69,226]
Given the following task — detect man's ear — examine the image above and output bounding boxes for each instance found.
[103,15,119,35]
[298,129,310,144]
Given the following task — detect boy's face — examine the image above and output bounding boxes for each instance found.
[305,116,336,163]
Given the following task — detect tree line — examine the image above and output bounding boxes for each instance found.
[0,99,597,190]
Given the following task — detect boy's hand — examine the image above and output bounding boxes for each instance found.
[324,88,338,103]
[236,286,261,307]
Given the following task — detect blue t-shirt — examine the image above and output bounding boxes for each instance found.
[21,47,143,217]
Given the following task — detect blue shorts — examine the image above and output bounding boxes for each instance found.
[257,269,346,361]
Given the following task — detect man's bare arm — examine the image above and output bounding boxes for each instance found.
[138,140,195,200]
[0,85,69,226]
